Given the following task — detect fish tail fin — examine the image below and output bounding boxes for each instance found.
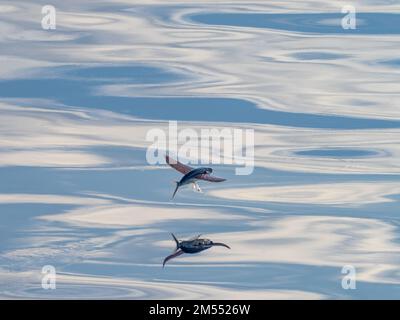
[171,181,179,199]
[171,233,180,250]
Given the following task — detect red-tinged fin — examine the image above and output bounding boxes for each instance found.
[198,173,226,182]
[166,155,193,175]
[162,249,184,268]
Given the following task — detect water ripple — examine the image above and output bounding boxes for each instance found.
[1,1,400,299]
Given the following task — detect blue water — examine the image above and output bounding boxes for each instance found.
[190,12,400,34]
[296,149,379,158]
[2,76,400,129]
[1,2,400,299]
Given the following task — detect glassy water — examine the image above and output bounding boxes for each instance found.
[0,1,400,299]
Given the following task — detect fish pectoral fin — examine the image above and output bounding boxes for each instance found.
[162,249,184,268]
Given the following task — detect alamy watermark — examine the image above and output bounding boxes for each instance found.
[341,5,356,30]
[41,5,56,30]
[146,121,254,175]
[341,265,356,290]
[41,265,56,290]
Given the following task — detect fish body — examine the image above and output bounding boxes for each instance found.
[163,234,230,267]
[172,167,212,199]
[179,238,214,254]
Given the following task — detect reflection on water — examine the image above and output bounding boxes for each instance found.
[1,1,400,299]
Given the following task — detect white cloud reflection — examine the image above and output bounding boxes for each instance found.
[209,182,400,206]
[40,203,245,228]
[0,268,325,299]
[1,101,400,174]
[188,215,400,285]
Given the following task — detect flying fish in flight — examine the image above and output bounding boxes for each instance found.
[166,155,226,199]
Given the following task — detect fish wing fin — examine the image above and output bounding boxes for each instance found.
[212,242,231,249]
[197,173,226,182]
[162,249,184,268]
[166,155,193,175]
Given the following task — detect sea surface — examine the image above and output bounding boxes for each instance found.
[0,1,400,299]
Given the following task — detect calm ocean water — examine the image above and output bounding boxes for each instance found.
[1,1,400,299]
